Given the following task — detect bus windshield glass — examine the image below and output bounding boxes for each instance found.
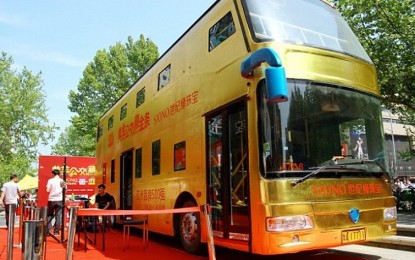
[258,79,386,179]
[242,0,371,62]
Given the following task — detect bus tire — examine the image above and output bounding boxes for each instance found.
[179,199,202,254]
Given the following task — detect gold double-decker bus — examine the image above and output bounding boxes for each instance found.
[95,0,397,255]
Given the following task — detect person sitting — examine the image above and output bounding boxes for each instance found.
[397,178,408,190]
[94,184,114,229]
[403,177,415,189]
[95,184,112,210]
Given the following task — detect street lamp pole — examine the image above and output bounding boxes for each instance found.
[387,109,397,177]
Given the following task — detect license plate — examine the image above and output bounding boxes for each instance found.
[341,228,366,244]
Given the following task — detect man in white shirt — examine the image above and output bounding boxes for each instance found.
[0,174,21,228]
[46,169,65,235]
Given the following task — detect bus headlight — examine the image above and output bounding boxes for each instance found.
[266,215,314,232]
[383,207,397,220]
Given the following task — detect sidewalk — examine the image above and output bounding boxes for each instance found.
[396,211,415,229]
[364,212,415,252]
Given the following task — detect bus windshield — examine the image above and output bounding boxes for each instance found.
[242,0,371,62]
[258,79,387,179]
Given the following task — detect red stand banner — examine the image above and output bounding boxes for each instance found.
[37,155,96,207]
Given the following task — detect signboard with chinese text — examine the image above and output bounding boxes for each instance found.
[37,155,96,207]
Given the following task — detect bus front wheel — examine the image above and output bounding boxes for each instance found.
[179,200,202,254]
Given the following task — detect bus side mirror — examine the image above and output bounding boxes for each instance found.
[265,66,288,103]
[241,47,288,103]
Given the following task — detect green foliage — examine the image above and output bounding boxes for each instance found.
[0,52,57,184]
[333,0,415,119]
[53,35,159,156]
[397,149,415,162]
[50,124,95,156]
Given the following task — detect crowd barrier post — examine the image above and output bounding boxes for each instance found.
[22,220,46,260]
[35,206,48,260]
[7,204,16,260]
[18,199,24,247]
[66,206,79,260]
[201,204,216,260]
[33,206,48,222]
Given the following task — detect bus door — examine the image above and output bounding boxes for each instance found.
[207,101,250,241]
[120,149,133,210]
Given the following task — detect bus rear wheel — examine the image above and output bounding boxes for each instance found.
[179,200,202,254]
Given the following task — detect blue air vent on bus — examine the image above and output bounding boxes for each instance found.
[241,48,288,103]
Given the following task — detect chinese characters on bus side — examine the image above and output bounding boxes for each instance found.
[136,188,166,210]
[110,91,199,147]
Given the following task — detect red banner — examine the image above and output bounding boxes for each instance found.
[37,155,96,207]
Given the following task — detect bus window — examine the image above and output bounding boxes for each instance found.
[110,159,115,183]
[209,12,236,51]
[135,147,142,178]
[243,0,371,62]
[258,79,386,178]
[152,140,161,175]
[136,87,145,108]
[108,115,114,130]
[120,103,127,120]
[174,141,186,171]
[97,125,103,140]
[158,64,171,90]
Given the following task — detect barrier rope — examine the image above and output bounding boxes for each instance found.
[67,205,216,260]
[77,206,200,216]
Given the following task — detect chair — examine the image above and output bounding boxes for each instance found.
[122,215,148,251]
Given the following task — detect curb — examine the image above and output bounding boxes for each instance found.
[363,224,415,252]
[365,235,415,252]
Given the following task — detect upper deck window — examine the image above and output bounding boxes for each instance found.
[209,12,236,51]
[242,0,371,62]
[97,125,103,140]
[136,87,145,108]
[120,103,127,120]
[108,115,114,130]
[158,64,171,91]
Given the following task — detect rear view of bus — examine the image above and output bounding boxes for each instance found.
[241,0,397,254]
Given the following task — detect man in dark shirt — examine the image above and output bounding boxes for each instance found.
[94,184,114,229]
[95,184,112,209]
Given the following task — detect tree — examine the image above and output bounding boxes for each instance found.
[54,35,159,156]
[333,0,415,119]
[0,52,57,184]
[50,124,94,156]
[333,0,415,160]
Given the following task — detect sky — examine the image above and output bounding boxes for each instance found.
[0,0,215,155]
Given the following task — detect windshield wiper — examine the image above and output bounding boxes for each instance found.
[290,158,382,187]
[290,165,335,187]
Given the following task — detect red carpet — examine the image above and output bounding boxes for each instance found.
[0,227,203,260]
[0,226,367,259]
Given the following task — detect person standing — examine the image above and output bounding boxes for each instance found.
[0,174,21,228]
[46,169,65,235]
[353,136,365,159]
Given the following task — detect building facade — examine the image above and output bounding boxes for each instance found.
[382,109,415,178]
